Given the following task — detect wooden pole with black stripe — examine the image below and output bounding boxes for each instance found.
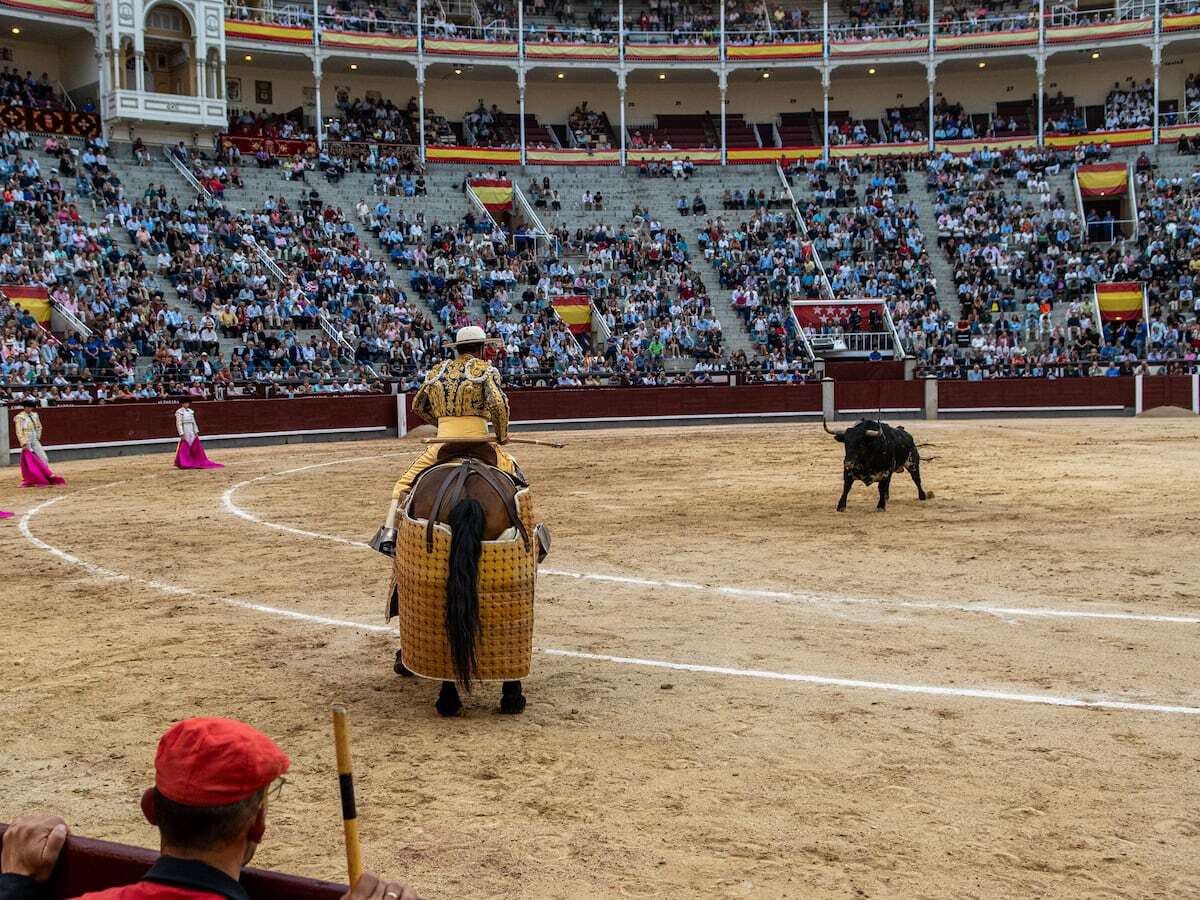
[332,704,364,887]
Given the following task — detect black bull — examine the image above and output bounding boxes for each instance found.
[823,419,932,511]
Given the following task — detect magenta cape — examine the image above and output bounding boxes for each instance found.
[174,437,224,469]
[0,511,12,519]
[20,449,66,487]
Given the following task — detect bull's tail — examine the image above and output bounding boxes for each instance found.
[445,497,484,690]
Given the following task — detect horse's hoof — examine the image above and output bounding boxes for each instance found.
[393,651,414,677]
[436,683,463,717]
[436,695,463,717]
[499,693,526,714]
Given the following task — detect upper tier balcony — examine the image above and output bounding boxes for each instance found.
[216,0,1200,67]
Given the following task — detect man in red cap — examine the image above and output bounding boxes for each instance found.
[1,718,419,900]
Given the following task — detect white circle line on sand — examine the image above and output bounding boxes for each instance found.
[18,484,1200,718]
[220,458,1200,627]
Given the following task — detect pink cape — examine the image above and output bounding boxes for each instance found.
[0,511,12,519]
[20,448,67,487]
[174,437,224,470]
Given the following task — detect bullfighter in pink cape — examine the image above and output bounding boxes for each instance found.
[173,399,224,469]
[15,399,66,487]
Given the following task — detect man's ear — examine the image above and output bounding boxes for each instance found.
[140,788,157,826]
[246,804,267,845]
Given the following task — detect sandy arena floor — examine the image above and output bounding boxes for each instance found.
[3,418,1200,899]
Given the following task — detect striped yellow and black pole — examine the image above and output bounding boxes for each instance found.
[332,704,364,887]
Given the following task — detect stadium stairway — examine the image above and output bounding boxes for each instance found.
[101,153,320,361]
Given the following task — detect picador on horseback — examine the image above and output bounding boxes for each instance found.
[370,326,549,717]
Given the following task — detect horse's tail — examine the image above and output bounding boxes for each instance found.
[445,497,484,690]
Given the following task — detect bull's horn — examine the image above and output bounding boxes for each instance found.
[822,419,844,437]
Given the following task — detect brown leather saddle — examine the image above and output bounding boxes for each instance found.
[414,458,530,554]
[435,441,500,468]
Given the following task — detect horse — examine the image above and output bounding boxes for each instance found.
[392,456,541,717]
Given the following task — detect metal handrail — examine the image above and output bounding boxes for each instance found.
[50,300,93,338]
[160,146,370,373]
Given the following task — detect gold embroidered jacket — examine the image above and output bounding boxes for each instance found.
[413,355,510,442]
[14,410,42,447]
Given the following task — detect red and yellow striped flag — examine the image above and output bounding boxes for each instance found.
[552,295,591,335]
[468,178,513,215]
[1095,282,1144,322]
[3,284,51,323]
[1077,163,1128,198]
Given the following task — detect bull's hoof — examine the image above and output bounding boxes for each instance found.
[874,506,887,513]
[836,505,847,513]
[393,651,414,677]
[436,682,463,717]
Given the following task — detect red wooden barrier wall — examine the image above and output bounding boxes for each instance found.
[9,379,1187,453]
[506,384,824,422]
[9,396,398,449]
[0,825,345,900]
[823,360,907,381]
[834,379,924,412]
[1140,375,1194,411]
[938,377,1135,409]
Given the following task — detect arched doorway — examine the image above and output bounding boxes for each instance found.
[142,2,197,96]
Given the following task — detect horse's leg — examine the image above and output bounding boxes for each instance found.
[499,680,526,714]
[436,681,463,717]
[836,471,854,512]
[876,474,892,511]
[393,650,414,677]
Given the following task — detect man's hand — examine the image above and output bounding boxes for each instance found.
[341,871,422,900]
[1,814,69,881]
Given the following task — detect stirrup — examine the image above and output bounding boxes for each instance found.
[369,526,398,557]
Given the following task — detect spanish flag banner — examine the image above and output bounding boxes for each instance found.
[3,0,94,18]
[1094,282,1146,323]
[832,140,927,158]
[424,38,518,57]
[426,146,520,165]
[1163,12,1200,31]
[1161,123,1200,142]
[321,30,417,53]
[624,44,718,60]
[224,20,313,43]
[831,35,925,56]
[469,178,513,215]
[1045,17,1151,43]
[726,42,821,59]
[3,284,52,323]
[524,42,618,59]
[1077,163,1128,198]
[526,148,619,166]
[552,295,591,335]
[934,27,1037,50]
[1045,128,1151,150]
[726,146,821,163]
[936,134,1038,154]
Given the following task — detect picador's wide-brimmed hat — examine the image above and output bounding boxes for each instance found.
[449,325,501,347]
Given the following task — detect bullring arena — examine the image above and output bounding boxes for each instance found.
[5,415,1200,898]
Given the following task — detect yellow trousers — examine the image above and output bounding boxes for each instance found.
[392,416,519,499]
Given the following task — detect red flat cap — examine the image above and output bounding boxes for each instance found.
[155,718,290,808]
